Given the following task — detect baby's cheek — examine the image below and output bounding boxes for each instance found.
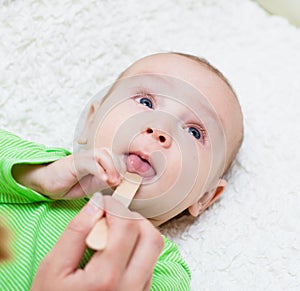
[155,158,182,193]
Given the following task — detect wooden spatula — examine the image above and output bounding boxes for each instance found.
[86,172,143,250]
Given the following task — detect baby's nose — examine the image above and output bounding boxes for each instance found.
[144,127,172,148]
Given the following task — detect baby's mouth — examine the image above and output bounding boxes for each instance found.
[125,152,156,178]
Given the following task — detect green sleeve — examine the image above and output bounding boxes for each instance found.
[151,235,191,291]
[0,130,71,204]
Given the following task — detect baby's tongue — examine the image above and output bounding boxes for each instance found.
[126,154,155,178]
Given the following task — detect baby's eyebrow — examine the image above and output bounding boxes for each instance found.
[195,102,217,121]
[133,73,173,88]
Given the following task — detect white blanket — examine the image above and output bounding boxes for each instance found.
[1,1,299,290]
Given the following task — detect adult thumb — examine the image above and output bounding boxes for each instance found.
[47,193,104,273]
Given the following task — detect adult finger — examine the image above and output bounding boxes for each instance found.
[85,196,140,282]
[143,277,153,291]
[45,193,104,275]
[123,214,164,288]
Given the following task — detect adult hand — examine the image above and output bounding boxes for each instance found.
[31,193,164,291]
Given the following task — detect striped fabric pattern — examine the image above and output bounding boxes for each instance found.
[0,130,191,291]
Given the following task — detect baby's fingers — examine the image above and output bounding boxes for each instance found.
[72,151,105,182]
[93,148,122,185]
[73,149,119,184]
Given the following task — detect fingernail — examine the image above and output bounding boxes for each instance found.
[102,173,108,181]
[111,176,120,186]
[115,176,121,184]
[111,175,118,183]
[84,192,104,217]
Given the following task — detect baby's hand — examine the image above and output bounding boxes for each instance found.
[12,149,124,199]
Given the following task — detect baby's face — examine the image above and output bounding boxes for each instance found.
[84,53,239,224]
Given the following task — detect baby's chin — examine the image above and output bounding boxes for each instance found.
[130,182,160,200]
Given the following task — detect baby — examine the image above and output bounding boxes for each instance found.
[75,51,243,225]
[0,52,243,290]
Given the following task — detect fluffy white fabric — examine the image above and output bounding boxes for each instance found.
[1,1,299,290]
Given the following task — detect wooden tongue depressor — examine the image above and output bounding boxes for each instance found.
[86,172,143,251]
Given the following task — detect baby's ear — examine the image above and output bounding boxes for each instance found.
[77,100,101,144]
[188,179,227,217]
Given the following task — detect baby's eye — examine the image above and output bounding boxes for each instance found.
[185,125,207,144]
[135,96,153,109]
[187,127,201,140]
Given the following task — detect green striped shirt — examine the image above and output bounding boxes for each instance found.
[0,130,191,290]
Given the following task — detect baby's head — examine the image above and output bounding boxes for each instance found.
[78,52,243,226]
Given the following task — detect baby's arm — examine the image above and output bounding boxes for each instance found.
[0,130,121,201]
[12,149,121,199]
[0,130,70,203]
